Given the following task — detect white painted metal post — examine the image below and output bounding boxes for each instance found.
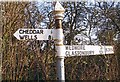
[54,1,65,81]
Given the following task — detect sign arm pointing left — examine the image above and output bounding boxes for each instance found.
[13,28,58,40]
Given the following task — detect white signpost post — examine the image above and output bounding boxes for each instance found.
[54,1,65,81]
[13,1,114,81]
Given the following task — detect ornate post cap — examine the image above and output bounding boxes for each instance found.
[54,1,65,20]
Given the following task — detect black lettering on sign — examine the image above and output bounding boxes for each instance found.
[65,45,85,50]
[19,29,28,34]
[40,30,43,34]
[75,51,81,56]
[73,45,85,50]
[19,29,44,34]
[19,35,25,39]
[65,50,95,57]
[19,35,37,40]
[72,51,75,56]
[66,46,69,50]
[65,51,70,57]
[105,48,113,52]
[71,51,94,56]
[34,35,37,40]
[25,35,29,40]
[19,29,24,34]
[99,50,103,54]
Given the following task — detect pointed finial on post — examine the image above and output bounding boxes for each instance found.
[54,1,65,20]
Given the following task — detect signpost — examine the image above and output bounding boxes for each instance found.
[13,1,114,81]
